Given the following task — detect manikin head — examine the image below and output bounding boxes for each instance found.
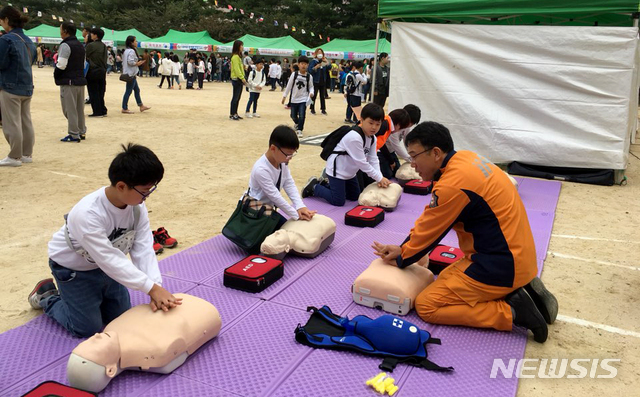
[260,229,292,255]
[359,183,402,208]
[67,331,121,392]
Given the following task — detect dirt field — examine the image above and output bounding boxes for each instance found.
[1,67,638,395]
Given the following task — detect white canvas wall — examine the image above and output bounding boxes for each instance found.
[390,22,639,169]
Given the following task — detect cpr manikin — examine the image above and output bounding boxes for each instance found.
[67,294,221,393]
[353,256,434,315]
[395,162,421,185]
[358,182,403,211]
[261,214,336,259]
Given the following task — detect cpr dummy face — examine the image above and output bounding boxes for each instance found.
[67,294,221,393]
[261,214,336,258]
[353,255,434,315]
[358,182,403,210]
[395,162,421,185]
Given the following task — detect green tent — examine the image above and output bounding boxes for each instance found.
[223,34,310,56]
[145,29,222,45]
[377,0,640,26]
[321,38,391,54]
[25,24,84,42]
[101,28,150,45]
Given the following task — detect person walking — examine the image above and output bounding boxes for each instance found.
[121,36,151,114]
[85,27,108,118]
[309,48,330,115]
[158,52,172,89]
[55,22,87,142]
[229,40,248,120]
[0,6,36,166]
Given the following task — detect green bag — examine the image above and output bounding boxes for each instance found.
[222,170,282,254]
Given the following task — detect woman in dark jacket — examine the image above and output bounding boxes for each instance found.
[308,48,330,115]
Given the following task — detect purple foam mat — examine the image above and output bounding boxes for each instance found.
[518,177,562,197]
[128,276,198,307]
[527,209,556,261]
[0,326,78,393]
[184,285,262,330]
[138,374,242,397]
[329,228,408,264]
[158,235,247,283]
[395,193,431,214]
[176,301,308,397]
[376,210,420,235]
[202,254,324,300]
[2,358,68,396]
[270,256,370,315]
[439,230,460,248]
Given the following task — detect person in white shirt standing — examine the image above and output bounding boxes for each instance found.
[344,61,368,124]
[170,54,181,90]
[245,58,267,118]
[157,52,173,89]
[281,56,314,138]
[28,144,182,338]
[248,125,316,232]
[196,55,206,90]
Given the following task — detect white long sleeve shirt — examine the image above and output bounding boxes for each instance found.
[48,187,162,294]
[268,63,279,78]
[347,71,368,99]
[283,71,314,104]
[247,68,266,93]
[248,155,306,219]
[385,127,412,162]
[326,130,382,182]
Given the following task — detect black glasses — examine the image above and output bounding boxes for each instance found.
[132,184,158,201]
[409,148,432,163]
[276,146,297,160]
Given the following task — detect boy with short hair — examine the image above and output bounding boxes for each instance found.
[303,103,391,206]
[245,58,266,118]
[28,144,182,338]
[282,56,314,138]
[385,104,422,165]
[249,125,316,228]
[344,61,368,124]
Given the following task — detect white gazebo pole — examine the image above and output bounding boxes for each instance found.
[371,22,381,103]
[633,14,639,144]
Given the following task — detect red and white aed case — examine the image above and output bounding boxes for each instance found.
[345,205,385,228]
[224,255,284,293]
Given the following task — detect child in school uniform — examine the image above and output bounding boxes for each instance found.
[28,144,182,338]
[170,55,182,90]
[186,58,195,89]
[245,58,266,119]
[344,61,368,123]
[248,125,316,232]
[197,56,205,90]
[282,56,314,138]
[302,103,391,206]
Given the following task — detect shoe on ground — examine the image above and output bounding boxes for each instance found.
[524,277,558,324]
[154,227,178,248]
[252,113,260,118]
[236,115,243,120]
[321,110,327,115]
[21,155,33,163]
[0,157,22,167]
[60,135,81,143]
[344,118,353,124]
[310,110,316,115]
[88,114,104,118]
[506,288,548,343]
[296,130,303,138]
[245,112,253,118]
[28,278,58,310]
[122,109,134,114]
[231,115,240,121]
[80,134,86,140]
[302,177,319,198]
[153,241,164,255]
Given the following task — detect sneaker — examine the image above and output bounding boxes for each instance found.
[302,177,319,198]
[80,134,86,140]
[0,157,22,167]
[87,114,105,118]
[21,155,33,163]
[321,110,327,115]
[231,115,240,121]
[28,278,58,310]
[154,227,178,248]
[506,288,548,343]
[252,113,260,118]
[153,241,164,255]
[344,118,353,124]
[296,130,303,138]
[310,110,316,115]
[60,135,81,143]
[319,178,330,188]
[245,112,253,118]
[524,277,558,324]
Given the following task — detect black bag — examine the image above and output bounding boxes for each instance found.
[223,255,284,293]
[119,73,134,83]
[345,72,360,94]
[320,126,373,177]
[507,161,615,186]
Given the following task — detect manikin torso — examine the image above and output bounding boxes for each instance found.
[358,182,403,210]
[67,294,221,393]
[261,214,336,257]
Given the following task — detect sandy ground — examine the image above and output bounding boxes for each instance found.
[1,67,639,395]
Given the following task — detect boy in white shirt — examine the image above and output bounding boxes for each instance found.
[303,103,391,206]
[248,125,316,230]
[383,104,422,173]
[245,58,267,118]
[344,61,368,123]
[28,144,181,338]
[282,56,314,138]
[197,56,206,90]
[268,59,279,91]
[186,58,195,89]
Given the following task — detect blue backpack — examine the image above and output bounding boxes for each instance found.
[295,306,454,372]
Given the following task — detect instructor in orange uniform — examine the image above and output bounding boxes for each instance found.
[373,121,558,343]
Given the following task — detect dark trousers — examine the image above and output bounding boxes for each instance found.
[346,95,361,122]
[87,77,107,116]
[373,94,388,108]
[159,75,172,88]
[246,92,260,113]
[290,102,307,131]
[230,79,244,116]
[314,175,361,207]
[310,82,326,112]
[330,78,337,92]
[378,151,400,179]
[198,72,205,89]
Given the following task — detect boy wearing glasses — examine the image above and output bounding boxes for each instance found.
[248,125,316,230]
[28,143,182,338]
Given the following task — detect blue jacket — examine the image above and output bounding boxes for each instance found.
[0,28,36,96]
[309,58,330,85]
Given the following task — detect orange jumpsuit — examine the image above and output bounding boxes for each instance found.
[396,150,538,331]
